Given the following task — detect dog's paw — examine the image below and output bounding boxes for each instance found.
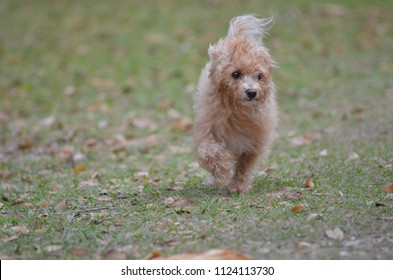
[225,182,251,195]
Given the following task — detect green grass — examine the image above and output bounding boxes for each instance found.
[0,0,392,259]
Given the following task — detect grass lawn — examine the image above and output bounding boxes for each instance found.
[0,0,392,259]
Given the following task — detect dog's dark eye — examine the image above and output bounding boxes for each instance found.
[256,73,263,80]
[231,71,242,80]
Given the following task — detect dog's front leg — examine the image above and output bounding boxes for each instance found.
[226,152,259,194]
[197,138,233,187]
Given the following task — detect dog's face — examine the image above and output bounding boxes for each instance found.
[208,38,274,108]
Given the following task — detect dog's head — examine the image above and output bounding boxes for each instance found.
[208,37,275,108]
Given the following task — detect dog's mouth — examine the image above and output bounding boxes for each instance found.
[241,99,259,106]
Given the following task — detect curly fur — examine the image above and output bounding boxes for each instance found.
[194,15,278,194]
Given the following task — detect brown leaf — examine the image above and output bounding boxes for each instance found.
[167,182,184,191]
[11,225,28,234]
[347,152,359,160]
[73,164,86,173]
[0,203,4,210]
[52,146,74,162]
[22,202,35,209]
[102,249,126,260]
[147,249,252,260]
[298,241,312,248]
[96,195,112,201]
[170,118,193,132]
[266,187,291,200]
[383,183,393,193]
[325,227,344,240]
[54,199,67,212]
[10,199,24,206]
[41,200,49,207]
[285,191,303,201]
[71,248,90,257]
[172,199,194,207]
[291,205,305,213]
[18,138,32,150]
[305,179,315,189]
[35,225,48,234]
[164,197,175,205]
[90,211,109,218]
[1,236,18,242]
[131,118,157,131]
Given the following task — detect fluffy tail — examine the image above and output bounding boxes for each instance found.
[227,15,272,43]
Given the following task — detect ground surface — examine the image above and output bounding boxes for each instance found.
[0,0,392,259]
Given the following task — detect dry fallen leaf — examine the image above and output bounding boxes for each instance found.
[90,211,109,218]
[266,187,292,200]
[164,197,175,205]
[305,179,315,189]
[22,203,35,209]
[167,182,184,191]
[102,249,126,260]
[1,236,18,242]
[383,183,393,193]
[170,117,193,132]
[298,241,312,248]
[347,152,359,160]
[41,200,49,207]
[52,146,74,162]
[10,199,24,206]
[11,225,28,234]
[18,138,32,150]
[54,199,67,212]
[147,249,252,260]
[71,248,90,257]
[0,203,4,210]
[172,199,194,207]
[285,191,303,201]
[35,225,48,234]
[131,118,158,131]
[291,205,305,213]
[73,164,86,173]
[319,149,328,157]
[326,227,345,241]
[45,245,63,252]
[307,213,321,222]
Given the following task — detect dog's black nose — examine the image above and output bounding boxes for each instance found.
[246,89,257,100]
